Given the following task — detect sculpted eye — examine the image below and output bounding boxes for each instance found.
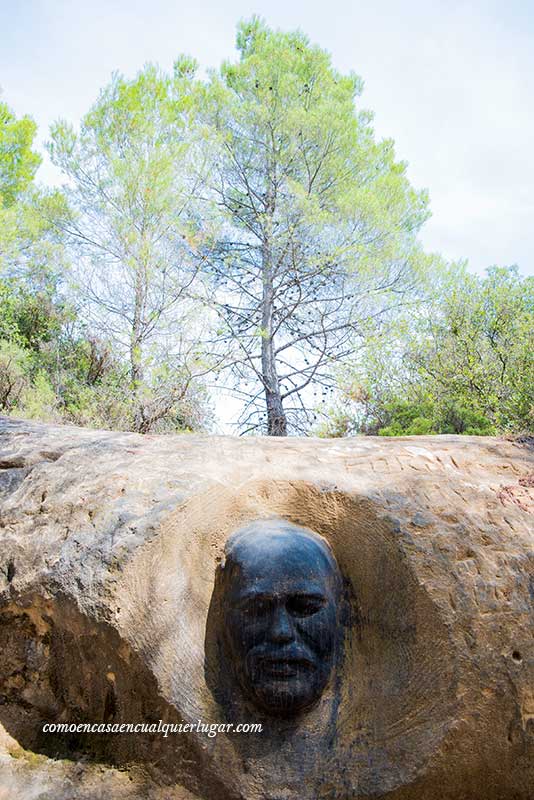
[287,595,325,617]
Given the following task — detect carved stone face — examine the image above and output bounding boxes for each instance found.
[221,520,343,717]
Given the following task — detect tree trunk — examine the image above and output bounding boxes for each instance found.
[265,383,288,436]
[131,264,146,432]
[261,213,287,437]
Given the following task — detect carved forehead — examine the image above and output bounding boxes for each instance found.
[223,520,341,587]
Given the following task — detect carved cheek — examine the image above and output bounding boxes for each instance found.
[234,613,267,650]
[227,611,253,650]
[296,608,336,655]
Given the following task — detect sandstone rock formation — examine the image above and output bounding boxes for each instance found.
[1,416,533,799]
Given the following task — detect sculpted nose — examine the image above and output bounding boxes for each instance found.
[269,607,295,643]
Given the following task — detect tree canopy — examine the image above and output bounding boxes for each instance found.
[47,65,213,432]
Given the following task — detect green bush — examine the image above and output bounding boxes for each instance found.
[0,339,32,410]
[326,266,533,438]
[18,371,58,422]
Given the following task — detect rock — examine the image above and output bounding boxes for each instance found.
[0,416,533,799]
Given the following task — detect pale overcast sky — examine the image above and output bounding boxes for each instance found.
[2,0,533,276]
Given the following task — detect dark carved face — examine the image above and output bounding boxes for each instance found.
[221,521,342,717]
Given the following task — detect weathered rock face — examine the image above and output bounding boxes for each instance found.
[1,417,533,800]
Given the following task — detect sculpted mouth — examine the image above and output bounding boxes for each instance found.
[258,657,315,678]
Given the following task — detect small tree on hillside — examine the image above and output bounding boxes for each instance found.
[48,62,213,432]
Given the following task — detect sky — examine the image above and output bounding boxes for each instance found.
[2,0,533,280]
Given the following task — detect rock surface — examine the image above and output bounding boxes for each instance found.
[1,416,534,799]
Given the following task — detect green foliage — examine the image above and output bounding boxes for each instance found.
[377,400,435,437]
[324,265,533,437]
[0,100,69,288]
[47,64,202,259]
[0,271,208,432]
[374,400,495,437]
[211,17,430,266]
[423,266,534,431]
[0,339,32,410]
[18,370,58,423]
[0,277,68,349]
[0,101,41,208]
